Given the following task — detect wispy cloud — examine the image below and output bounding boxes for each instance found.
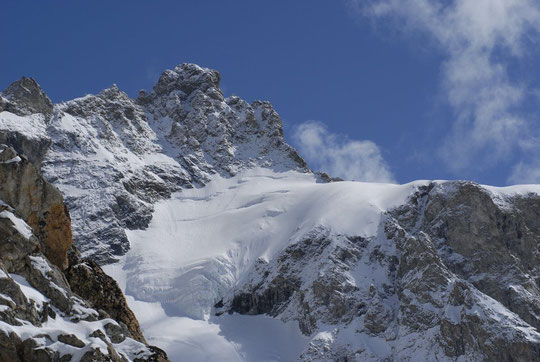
[508,136,540,184]
[294,121,395,182]
[350,0,540,181]
[509,162,540,184]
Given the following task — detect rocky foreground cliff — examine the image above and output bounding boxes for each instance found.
[0,145,167,361]
[0,64,539,361]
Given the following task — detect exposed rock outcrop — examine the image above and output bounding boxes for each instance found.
[393,181,540,335]
[0,77,53,117]
[65,253,147,344]
[0,145,72,269]
[221,182,540,361]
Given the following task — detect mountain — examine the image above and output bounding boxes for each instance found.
[0,64,539,361]
[0,64,307,264]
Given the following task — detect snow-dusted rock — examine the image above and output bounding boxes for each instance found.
[218,181,540,361]
[0,77,53,117]
[42,85,188,262]
[0,64,309,263]
[393,182,540,335]
[140,63,307,181]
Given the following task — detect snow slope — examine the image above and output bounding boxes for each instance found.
[104,169,427,360]
[104,169,540,361]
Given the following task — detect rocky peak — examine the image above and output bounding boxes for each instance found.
[148,63,222,98]
[142,63,307,181]
[0,63,308,263]
[62,83,141,121]
[1,77,53,116]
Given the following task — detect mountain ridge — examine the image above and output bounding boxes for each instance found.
[1,63,310,263]
[0,63,539,361]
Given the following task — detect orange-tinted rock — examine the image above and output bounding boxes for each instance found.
[38,203,72,270]
[0,146,72,270]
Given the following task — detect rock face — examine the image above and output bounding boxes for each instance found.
[0,147,168,361]
[395,182,540,334]
[0,145,72,270]
[0,77,53,117]
[220,182,540,361]
[65,255,147,344]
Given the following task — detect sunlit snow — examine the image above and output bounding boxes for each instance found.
[105,168,427,361]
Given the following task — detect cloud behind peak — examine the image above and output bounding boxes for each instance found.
[294,121,395,183]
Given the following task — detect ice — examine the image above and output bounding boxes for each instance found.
[116,169,425,319]
[120,295,308,361]
[104,168,428,360]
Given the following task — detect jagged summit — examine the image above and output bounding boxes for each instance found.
[0,63,309,263]
[141,63,307,180]
[0,76,53,116]
[145,63,222,99]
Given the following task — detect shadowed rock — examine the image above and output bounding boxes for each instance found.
[0,145,72,270]
[1,77,53,116]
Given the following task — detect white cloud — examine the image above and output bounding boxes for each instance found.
[294,121,395,182]
[508,137,540,183]
[351,0,540,175]
[509,162,540,184]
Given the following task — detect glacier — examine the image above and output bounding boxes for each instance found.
[104,169,427,360]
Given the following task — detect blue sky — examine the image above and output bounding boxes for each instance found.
[2,1,540,185]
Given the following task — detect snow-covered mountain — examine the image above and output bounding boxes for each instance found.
[1,64,539,361]
[2,64,308,264]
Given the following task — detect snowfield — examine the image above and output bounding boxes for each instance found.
[104,168,540,361]
[105,169,428,361]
